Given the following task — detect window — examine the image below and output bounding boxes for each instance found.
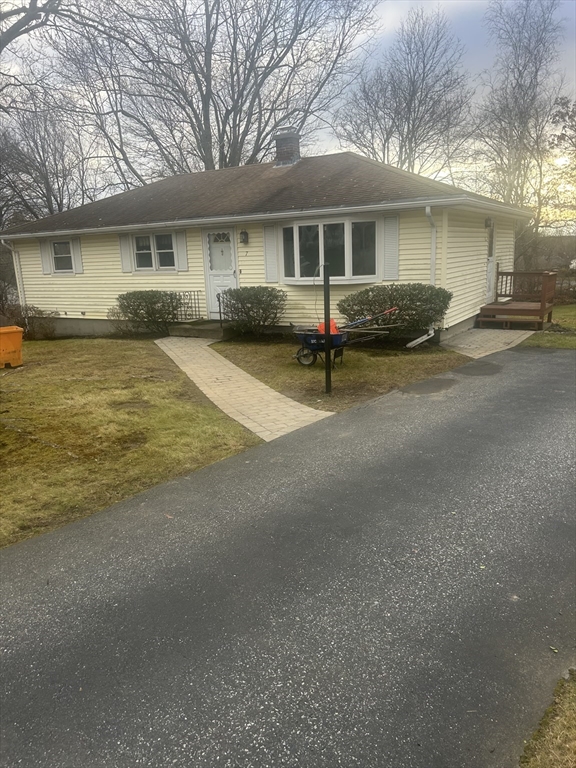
[208,232,232,271]
[134,233,175,270]
[52,241,73,272]
[281,219,378,281]
[352,221,376,276]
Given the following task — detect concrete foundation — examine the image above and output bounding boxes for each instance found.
[439,314,478,341]
[50,317,121,337]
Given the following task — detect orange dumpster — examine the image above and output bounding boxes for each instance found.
[0,326,24,368]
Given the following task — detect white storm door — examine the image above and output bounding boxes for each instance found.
[205,230,238,319]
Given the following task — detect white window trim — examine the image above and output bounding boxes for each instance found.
[51,239,75,274]
[279,215,384,285]
[133,232,177,272]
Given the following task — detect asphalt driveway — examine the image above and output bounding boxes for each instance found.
[1,347,574,768]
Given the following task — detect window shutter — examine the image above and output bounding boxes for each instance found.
[174,231,188,271]
[263,225,278,283]
[39,239,52,274]
[118,234,133,273]
[70,237,83,274]
[383,217,399,280]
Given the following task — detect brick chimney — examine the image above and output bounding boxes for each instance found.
[274,127,301,166]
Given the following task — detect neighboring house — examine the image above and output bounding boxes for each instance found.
[1,129,531,337]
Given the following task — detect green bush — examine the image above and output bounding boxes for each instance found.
[337,283,453,335]
[113,290,183,334]
[220,286,287,335]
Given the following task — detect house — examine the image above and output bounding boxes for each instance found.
[1,129,531,338]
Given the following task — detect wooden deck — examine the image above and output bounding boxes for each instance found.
[478,267,557,330]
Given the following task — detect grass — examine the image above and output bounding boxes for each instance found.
[0,338,259,547]
[520,670,576,767]
[520,305,576,349]
[213,337,469,412]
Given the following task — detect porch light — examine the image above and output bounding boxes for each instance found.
[239,229,249,244]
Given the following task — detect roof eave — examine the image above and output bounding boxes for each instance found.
[1,196,531,240]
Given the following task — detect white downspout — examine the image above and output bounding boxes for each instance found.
[1,238,25,306]
[425,206,437,286]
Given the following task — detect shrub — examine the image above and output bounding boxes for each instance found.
[1,303,59,340]
[220,286,287,335]
[337,283,453,335]
[113,290,183,334]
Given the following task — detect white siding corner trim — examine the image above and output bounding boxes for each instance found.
[263,225,278,283]
[383,216,399,280]
[174,230,188,272]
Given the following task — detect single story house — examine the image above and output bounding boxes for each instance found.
[2,129,531,338]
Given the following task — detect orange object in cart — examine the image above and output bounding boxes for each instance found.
[0,326,23,368]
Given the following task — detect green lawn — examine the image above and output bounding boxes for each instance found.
[0,339,259,547]
[213,337,469,412]
[520,305,576,349]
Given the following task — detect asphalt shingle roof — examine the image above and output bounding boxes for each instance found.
[2,152,528,237]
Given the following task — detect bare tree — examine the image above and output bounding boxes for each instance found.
[474,0,565,265]
[1,88,114,223]
[0,0,67,54]
[333,6,472,178]
[52,0,376,175]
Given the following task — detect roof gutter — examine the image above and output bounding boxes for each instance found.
[2,197,531,241]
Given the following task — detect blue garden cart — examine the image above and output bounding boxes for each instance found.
[293,307,399,366]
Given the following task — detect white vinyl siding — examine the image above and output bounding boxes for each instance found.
[236,224,266,286]
[15,210,517,329]
[443,211,516,328]
[397,210,436,283]
[17,230,205,320]
[494,218,515,271]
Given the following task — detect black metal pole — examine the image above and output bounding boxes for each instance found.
[217,292,223,329]
[323,262,332,395]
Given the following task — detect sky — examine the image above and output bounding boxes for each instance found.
[373,0,576,95]
[317,0,575,153]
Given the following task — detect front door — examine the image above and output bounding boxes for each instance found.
[485,223,496,302]
[205,230,238,319]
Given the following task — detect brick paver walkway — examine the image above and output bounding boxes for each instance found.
[156,337,332,442]
[441,328,534,358]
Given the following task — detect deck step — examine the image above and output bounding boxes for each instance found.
[168,321,236,340]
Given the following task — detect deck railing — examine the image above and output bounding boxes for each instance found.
[175,291,203,321]
[496,265,557,309]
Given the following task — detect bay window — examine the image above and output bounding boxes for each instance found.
[281,218,378,282]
